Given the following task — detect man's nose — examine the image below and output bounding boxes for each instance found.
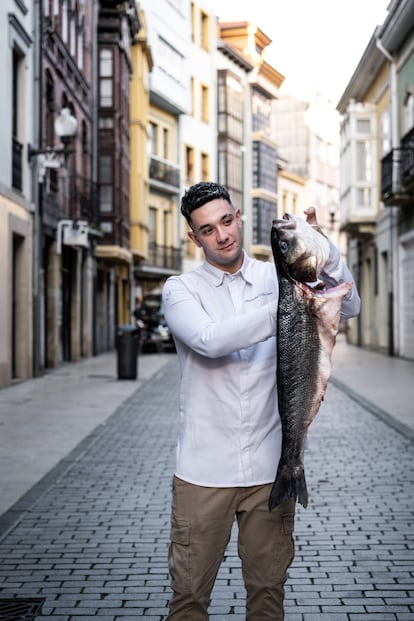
[216,226,229,242]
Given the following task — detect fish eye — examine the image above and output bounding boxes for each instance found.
[279,240,289,253]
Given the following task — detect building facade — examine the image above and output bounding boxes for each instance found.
[95,1,140,351]
[218,22,284,260]
[0,0,34,387]
[337,0,414,358]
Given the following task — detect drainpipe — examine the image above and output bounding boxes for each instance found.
[376,36,397,357]
[32,0,43,375]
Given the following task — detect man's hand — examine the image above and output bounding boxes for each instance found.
[304,206,325,236]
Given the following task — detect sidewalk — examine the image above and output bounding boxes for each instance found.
[331,334,414,439]
[0,351,172,519]
[0,337,412,524]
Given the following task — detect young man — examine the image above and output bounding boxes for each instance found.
[162,182,360,620]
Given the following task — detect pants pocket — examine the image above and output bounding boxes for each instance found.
[169,518,191,593]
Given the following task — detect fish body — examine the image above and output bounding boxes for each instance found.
[270,214,352,510]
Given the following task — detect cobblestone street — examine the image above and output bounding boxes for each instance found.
[0,357,413,620]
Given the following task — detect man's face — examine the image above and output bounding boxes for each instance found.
[188,198,243,273]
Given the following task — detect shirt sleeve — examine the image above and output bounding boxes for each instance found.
[320,239,361,320]
[162,277,277,359]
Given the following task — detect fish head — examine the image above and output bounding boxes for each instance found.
[271,213,331,282]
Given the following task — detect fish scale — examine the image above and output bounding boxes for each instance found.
[270,214,353,511]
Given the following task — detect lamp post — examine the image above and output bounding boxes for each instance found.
[28,107,77,177]
[29,107,78,375]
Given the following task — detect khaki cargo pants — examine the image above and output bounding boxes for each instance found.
[166,476,295,620]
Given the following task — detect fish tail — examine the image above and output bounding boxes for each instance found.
[269,465,309,511]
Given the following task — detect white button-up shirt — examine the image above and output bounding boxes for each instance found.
[162,248,360,488]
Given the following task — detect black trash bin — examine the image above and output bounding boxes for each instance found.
[116,324,140,379]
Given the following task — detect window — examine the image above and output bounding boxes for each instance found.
[404,92,414,133]
[77,30,84,69]
[158,37,184,83]
[62,0,68,42]
[201,152,209,181]
[11,48,23,191]
[99,155,113,212]
[70,14,76,57]
[185,146,194,184]
[162,127,169,159]
[200,11,210,51]
[201,84,209,123]
[356,141,372,183]
[252,89,271,132]
[149,207,156,244]
[191,2,195,42]
[99,49,113,107]
[380,110,390,155]
[150,122,157,155]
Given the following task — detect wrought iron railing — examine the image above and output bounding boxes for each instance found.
[12,137,23,191]
[147,241,182,271]
[149,156,180,188]
[401,126,414,188]
[72,176,100,225]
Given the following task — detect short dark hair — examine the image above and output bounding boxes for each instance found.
[181,182,232,225]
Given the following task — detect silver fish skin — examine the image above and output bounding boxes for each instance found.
[270,214,353,510]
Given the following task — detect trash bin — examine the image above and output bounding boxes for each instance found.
[116,324,140,379]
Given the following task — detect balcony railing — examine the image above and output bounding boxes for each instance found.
[12,137,23,191]
[149,156,180,190]
[381,127,414,205]
[401,126,414,189]
[73,176,100,225]
[147,241,182,272]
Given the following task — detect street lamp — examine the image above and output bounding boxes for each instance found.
[28,107,77,180]
[329,204,337,230]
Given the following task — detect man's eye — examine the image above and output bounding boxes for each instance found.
[224,217,234,225]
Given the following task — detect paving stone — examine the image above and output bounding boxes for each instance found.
[0,362,413,620]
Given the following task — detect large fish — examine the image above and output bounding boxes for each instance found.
[270,213,353,510]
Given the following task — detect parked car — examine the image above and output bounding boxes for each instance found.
[134,293,175,353]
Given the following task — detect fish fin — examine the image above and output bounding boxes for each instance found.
[269,465,309,511]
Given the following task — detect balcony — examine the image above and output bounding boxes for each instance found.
[401,126,414,190]
[147,241,182,272]
[73,176,99,226]
[149,156,180,194]
[381,129,414,206]
[135,241,182,278]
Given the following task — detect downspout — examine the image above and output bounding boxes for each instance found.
[32,0,43,375]
[376,36,397,357]
[92,0,99,354]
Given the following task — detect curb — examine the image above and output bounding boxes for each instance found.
[330,376,414,442]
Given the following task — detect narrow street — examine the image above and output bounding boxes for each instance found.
[0,355,412,620]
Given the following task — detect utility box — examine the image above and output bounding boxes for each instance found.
[116,325,140,380]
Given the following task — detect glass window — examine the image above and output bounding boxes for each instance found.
[357,187,371,208]
[404,93,414,133]
[356,119,371,133]
[380,110,390,155]
[150,122,157,155]
[99,49,113,107]
[163,128,169,159]
[99,155,113,212]
[201,84,209,123]
[200,11,209,50]
[356,141,371,182]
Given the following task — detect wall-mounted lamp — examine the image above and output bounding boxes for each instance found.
[28,108,77,179]
[329,204,337,229]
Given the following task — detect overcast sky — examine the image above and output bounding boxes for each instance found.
[211,0,390,105]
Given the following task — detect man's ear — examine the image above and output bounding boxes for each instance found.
[188,230,202,248]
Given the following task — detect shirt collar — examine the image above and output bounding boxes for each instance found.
[200,251,254,287]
